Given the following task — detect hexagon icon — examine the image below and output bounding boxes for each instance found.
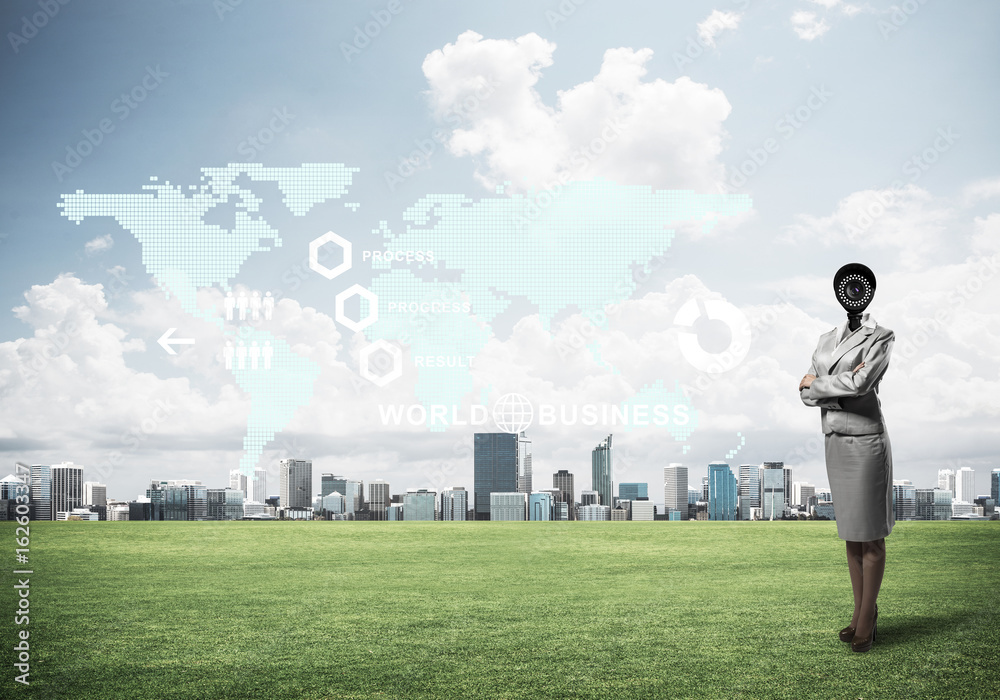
[309,231,352,280]
[336,283,378,332]
[360,339,402,387]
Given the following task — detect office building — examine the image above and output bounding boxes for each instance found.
[664,464,689,519]
[578,504,611,521]
[892,480,916,521]
[992,469,999,504]
[474,433,522,520]
[528,492,553,521]
[322,492,346,516]
[440,488,468,521]
[792,482,815,509]
[517,432,533,494]
[30,464,52,520]
[955,467,976,503]
[708,462,738,521]
[938,469,956,497]
[229,469,248,498]
[490,492,527,521]
[51,463,84,519]
[207,488,244,520]
[553,470,575,520]
[701,475,710,502]
[814,500,836,520]
[738,464,760,520]
[107,504,130,521]
[783,466,793,508]
[404,489,436,521]
[580,490,599,506]
[619,483,648,501]
[631,500,655,521]
[369,479,390,521]
[83,482,107,507]
[56,507,98,521]
[280,459,312,511]
[915,488,952,520]
[592,434,613,507]
[249,467,267,503]
[554,501,569,521]
[761,462,786,520]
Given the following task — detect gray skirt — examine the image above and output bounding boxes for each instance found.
[824,431,894,541]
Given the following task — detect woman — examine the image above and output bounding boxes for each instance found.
[798,263,895,653]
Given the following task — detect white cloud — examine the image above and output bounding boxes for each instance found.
[962,177,1000,205]
[422,31,732,192]
[791,11,831,40]
[697,10,742,48]
[84,233,114,255]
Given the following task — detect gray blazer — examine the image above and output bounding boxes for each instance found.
[800,318,894,435]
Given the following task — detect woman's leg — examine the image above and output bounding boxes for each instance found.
[855,537,886,638]
[845,540,864,627]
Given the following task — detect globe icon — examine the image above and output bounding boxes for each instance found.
[492,393,534,434]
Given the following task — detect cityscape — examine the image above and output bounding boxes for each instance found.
[4,432,998,524]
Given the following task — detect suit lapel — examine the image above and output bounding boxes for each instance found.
[826,327,874,372]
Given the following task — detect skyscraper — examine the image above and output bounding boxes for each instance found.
[30,464,52,520]
[440,487,467,521]
[663,464,689,519]
[761,462,785,520]
[51,462,83,518]
[992,469,999,504]
[229,469,248,498]
[474,433,522,520]
[892,480,916,521]
[553,470,575,520]
[529,492,553,521]
[369,479,390,520]
[248,467,267,503]
[955,467,976,503]
[403,489,436,521]
[708,462,737,521]
[783,466,793,508]
[83,481,107,507]
[792,482,815,509]
[937,468,956,497]
[738,464,760,520]
[592,434,613,507]
[517,432,533,494]
[279,459,312,510]
[619,483,648,501]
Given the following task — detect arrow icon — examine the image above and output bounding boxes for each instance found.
[157,328,195,355]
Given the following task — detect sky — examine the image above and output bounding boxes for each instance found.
[1,0,998,506]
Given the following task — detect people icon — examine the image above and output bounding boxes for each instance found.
[224,291,236,321]
[262,340,273,370]
[236,340,247,370]
[237,291,249,321]
[250,291,261,321]
[263,291,274,321]
[250,341,261,370]
[223,340,234,369]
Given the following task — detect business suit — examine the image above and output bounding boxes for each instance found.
[800,313,894,542]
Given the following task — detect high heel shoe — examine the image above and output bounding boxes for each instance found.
[838,624,856,642]
[851,605,878,653]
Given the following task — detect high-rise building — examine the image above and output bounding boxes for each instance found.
[592,434,613,507]
[528,492,553,521]
[248,467,267,504]
[761,462,785,520]
[30,464,52,520]
[320,474,363,514]
[915,488,953,520]
[619,483,648,501]
[83,481,107,507]
[207,488,244,520]
[580,490,600,506]
[474,433,522,520]
[403,489,436,521]
[280,459,312,511]
[955,467,976,503]
[51,463,83,518]
[553,470,575,520]
[663,464,689,519]
[369,479,391,521]
[783,466,793,507]
[992,469,999,504]
[229,469,248,498]
[490,492,527,521]
[708,462,738,521]
[440,487,467,521]
[892,480,916,521]
[631,500,655,521]
[322,492,346,516]
[937,469,956,497]
[792,482,815,509]
[517,432,532,494]
[701,475,710,502]
[738,464,760,520]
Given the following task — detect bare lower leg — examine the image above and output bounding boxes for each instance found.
[855,538,886,639]
[846,541,864,627]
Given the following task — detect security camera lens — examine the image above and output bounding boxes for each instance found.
[845,281,865,301]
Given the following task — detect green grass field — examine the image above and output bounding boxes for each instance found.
[3,520,997,699]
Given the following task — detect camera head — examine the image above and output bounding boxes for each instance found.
[833,263,876,331]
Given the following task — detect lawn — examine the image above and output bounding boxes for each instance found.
[3,520,997,699]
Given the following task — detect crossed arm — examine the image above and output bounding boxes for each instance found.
[799,330,894,407]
